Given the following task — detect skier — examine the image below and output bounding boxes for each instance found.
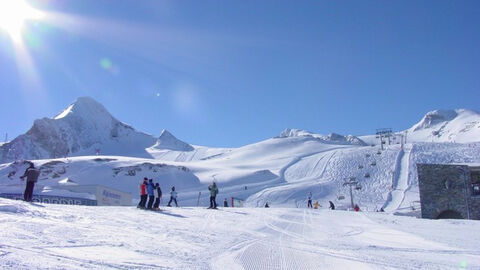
[167,186,178,207]
[208,182,219,209]
[264,202,270,208]
[307,192,313,208]
[223,198,228,207]
[329,201,335,210]
[313,201,320,209]
[137,178,148,209]
[146,179,155,210]
[20,162,39,202]
[153,183,162,210]
[354,204,360,212]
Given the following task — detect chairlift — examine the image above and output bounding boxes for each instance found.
[364,172,370,178]
[371,161,376,166]
[355,184,362,190]
[358,165,364,169]
[337,195,345,200]
[366,154,371,157]
[377,151,381,155]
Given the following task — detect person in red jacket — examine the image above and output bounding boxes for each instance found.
[137,178,148,209]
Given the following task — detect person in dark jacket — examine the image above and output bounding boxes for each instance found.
[153,183,162,210]
[137,178,148,209]
[208,182,219,209]
[167,186,178,207]
[307,192,313,208]
[329,201,335,210]
[20,162,39,202]
[265,202,270,208]
[146,179,155,209]
[223,198,228,207]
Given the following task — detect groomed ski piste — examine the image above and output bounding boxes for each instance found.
[1,98,480,269]
[1,198,480,270]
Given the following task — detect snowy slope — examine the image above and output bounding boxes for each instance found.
[0,97,156,163]
[1,199,479,269]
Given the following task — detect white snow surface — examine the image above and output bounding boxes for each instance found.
[0,198,479,269]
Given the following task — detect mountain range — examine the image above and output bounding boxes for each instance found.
[1,97,478,164]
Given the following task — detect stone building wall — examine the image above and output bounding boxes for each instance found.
[417,164,480,220]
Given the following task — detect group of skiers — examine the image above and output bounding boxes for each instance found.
[137,177,164,210]
[137,178,221,210]
[306,192,336,210]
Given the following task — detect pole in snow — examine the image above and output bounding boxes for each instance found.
[196,191,201,207]
[343,177,360,209]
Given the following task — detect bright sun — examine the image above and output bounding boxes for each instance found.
[0,0,44,43]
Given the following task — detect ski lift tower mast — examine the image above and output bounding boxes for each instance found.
[376,128,393,150]
[343,177,361,209]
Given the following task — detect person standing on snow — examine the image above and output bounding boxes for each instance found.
[329,201,335,210]
[153,183,162,210]
[146,179,155,209]
[208,182,219,209]
[20,162,40,202]
[167,186,178,207]
[223,198,228,207]
[307,192,313,208]
[137,178,148,209]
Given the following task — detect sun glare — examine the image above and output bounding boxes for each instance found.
[0,0,44,43]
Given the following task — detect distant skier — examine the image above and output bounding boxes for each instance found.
[20,162,39,202]
[329,201,335,210]
[265,202,270,208]
[307,192,313,208]
[137,178,147,209]
[313,201,320,209]
[167,186,178,207]
[223,198,228,207]
[153,183,162,210]
[208,182,219,209]
[354,204,360,212]
[146,179,155,209]
[379,207,385,212]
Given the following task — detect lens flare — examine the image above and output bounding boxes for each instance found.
[0,0,44,43]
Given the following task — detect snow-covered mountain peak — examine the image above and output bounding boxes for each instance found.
[277,129,366,146]
[413,109,459,130]
[278,128,314,138]
[54,97,111,121]
[0,97,156,163]
[412,109,480,131]
[151,129,194,151]
[408,109,480,143]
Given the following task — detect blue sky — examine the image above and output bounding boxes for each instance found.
[0,0,479,147]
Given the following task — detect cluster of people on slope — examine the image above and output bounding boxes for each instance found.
[305,192,337,210]
[137,179,221,210]
[137,177,163,210]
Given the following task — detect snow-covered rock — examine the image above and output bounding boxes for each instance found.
[0,97,156,163]
[408,109,480,143]
[150,129,194,151]
[277,128,366,146]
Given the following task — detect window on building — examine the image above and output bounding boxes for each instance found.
[473,184,480,196]
[471,170,480,197]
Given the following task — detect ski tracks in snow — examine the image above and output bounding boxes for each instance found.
[383,146,412,212]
